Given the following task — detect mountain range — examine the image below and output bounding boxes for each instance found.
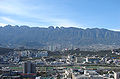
[0,25,120,49]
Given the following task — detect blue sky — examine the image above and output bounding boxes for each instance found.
[0,0,120,30]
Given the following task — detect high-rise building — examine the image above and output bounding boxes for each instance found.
[23,61,36,73]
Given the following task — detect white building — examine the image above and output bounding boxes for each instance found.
[20,51,28,57]
[114,72,120,79]
[72,70,104,79]
[36,51,48,57]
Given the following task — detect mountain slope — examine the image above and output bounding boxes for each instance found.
[0,25,120,48]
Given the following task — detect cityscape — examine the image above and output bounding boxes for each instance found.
[0,47,120,79]
[0,0,120,79]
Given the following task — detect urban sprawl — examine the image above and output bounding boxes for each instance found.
[0,47,120,79]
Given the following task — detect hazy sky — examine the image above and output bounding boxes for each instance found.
[0,0,120,30]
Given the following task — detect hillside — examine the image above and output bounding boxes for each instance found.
[0,25,120,48]
[0,47,13,55]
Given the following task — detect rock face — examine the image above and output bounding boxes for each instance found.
[0,25,120,48]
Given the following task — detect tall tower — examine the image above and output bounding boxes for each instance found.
[23,61,36,73]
